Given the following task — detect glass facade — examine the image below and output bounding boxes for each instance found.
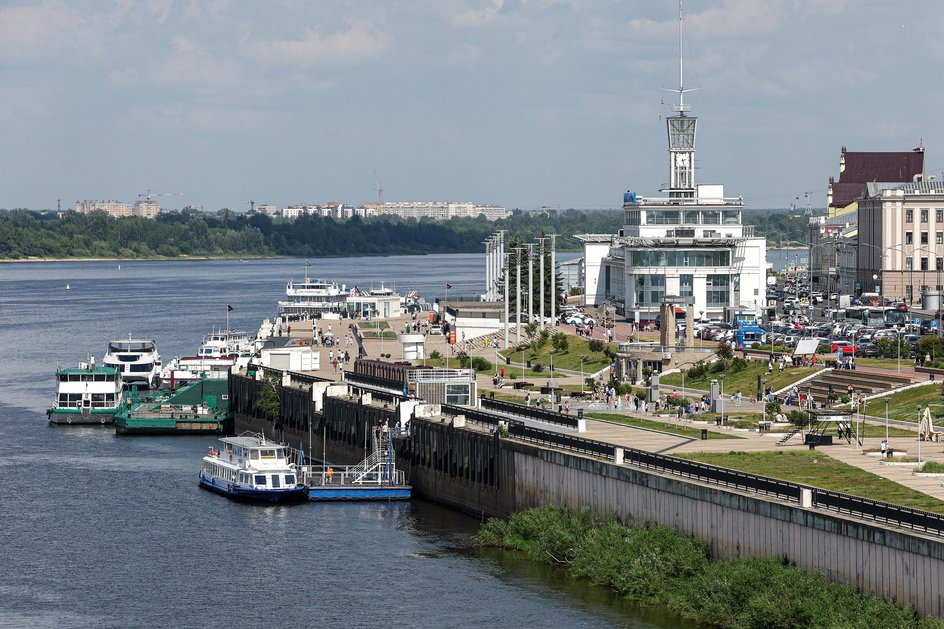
[706,274,730,307]
[642,209,741,226]
[636,275,665,306]
[631,250,730,267]
[680,274,693,297]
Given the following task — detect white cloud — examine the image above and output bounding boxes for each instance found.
[249,22,391,68]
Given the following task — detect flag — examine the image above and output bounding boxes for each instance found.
[227,304,234,312]
[446,283,452,289]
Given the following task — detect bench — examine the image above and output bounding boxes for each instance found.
[513,381,534,390]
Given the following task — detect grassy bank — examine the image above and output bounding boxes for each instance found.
[660,360,815,394]
[498,335,613,374]
[477,506,943,628]
[868,383,944,423]
[676,450,944,514]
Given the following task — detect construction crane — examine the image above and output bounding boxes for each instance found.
[373,170,383,207]
[138,190,182,201]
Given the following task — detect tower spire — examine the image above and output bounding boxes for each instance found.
[668,0,696,113]
[663,0,698,198]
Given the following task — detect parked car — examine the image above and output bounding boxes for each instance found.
[831,341,852,352]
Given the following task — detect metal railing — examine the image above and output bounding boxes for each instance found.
[480,397,580,429]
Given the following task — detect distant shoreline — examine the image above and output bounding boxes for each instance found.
[0,255,250,263]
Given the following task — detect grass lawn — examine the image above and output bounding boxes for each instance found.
[586,412,741,440]
[868,383,944,423]
[676,450,944,514]
[498,336,614,375]
[856,357,910,370]
[660,360,815,395]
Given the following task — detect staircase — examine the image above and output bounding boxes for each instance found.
[794,369,912,406]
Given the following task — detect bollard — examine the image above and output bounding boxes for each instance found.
[700,428,708,440]
[800,488,813,508]
[614,447,624,465]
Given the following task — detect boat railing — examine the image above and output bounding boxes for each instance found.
[300,464,405,487]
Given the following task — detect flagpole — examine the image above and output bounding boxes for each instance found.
[226,304,230,331]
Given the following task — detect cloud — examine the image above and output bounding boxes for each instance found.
[250,22,391,68]
[123,102,271,134]
[0,4,103,64]
[449,0,505,29]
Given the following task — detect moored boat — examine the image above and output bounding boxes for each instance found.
[114,377,229,434]
[199,432,308,503]
[102,336,162,389]
[47,361,122,425]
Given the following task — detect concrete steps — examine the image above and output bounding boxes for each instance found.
[799,369,912,404]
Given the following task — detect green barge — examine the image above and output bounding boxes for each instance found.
[115,378,230,435]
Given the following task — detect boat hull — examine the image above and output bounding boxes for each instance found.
[47,408,117,425]
[198,473,308,504]
[307,485,412,501]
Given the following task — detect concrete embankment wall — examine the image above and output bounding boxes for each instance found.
[509,442,944,617]
[230,372,944,617]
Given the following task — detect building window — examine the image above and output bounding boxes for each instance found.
[938,258,943,271]
[680,274,693,297]
[906,232,913,244]
[938,209,943,223]
[922,209,929,223]
[922,231,929,245]
[906,209,914,223]
[906,257,913,270]
[635,274,665,307]
[938,232,943,245]
[922,257,929,271]
[706,274,730,307]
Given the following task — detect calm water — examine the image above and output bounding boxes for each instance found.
[0,255,679,629]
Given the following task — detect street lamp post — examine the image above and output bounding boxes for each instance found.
[885,396,889,443]
[681,367,687,411]
[918,404,923,464]
[579,354,587,392]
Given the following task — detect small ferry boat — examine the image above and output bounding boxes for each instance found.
[199,432,308,503]
[47,361,122,425]
[301,426,411,501]
[102,336,162,389]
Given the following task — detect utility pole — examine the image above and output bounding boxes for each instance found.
[503,251,510,348]
[514,246,524,343]
[526,243,534,328]
[549,234,558,326]
[538,237,547,331]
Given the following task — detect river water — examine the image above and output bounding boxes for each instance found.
[0,255,684,629]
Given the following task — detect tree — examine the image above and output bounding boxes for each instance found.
[255,374,281,419]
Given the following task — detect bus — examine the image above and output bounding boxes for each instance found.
[862,307,909,328]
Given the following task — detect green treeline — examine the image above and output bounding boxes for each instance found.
[0,208,810,260]
[477,506,944,629]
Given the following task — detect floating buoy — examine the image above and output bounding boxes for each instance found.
[65,284,71,290]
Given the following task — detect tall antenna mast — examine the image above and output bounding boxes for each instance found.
[668,0,696,114]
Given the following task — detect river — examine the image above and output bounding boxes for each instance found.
[0,255,685,628]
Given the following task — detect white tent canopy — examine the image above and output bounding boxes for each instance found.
[793,338,822,356]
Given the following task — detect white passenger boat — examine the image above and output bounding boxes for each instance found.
[198,432,308,503]
[47,361,123,425]
[102,336,162,389]
[277,261,348,320]
[160,329,253,387]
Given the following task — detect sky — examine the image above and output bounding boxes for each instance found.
[1,0,942,213]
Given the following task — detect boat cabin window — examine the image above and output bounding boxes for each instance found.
[251,450,260,460]
[254,475,266,485]
[285,475,295,485]
[271,475,281,488]
[260,449,277,459]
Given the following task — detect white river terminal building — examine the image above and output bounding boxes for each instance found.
[579,44,765,324]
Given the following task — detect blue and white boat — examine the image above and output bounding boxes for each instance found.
[199,432,308,503]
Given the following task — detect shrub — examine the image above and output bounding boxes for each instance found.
[730,357,748,372]
[531,363,544,372]
[717,341,734,360]
[429,350,441,360]
[687,361,706,380]
[552,332,569,352]
[588,339,605,352]
[471,356,492,372]
[710,359,727,373]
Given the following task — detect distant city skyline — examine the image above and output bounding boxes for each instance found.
[1,1,941,213]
